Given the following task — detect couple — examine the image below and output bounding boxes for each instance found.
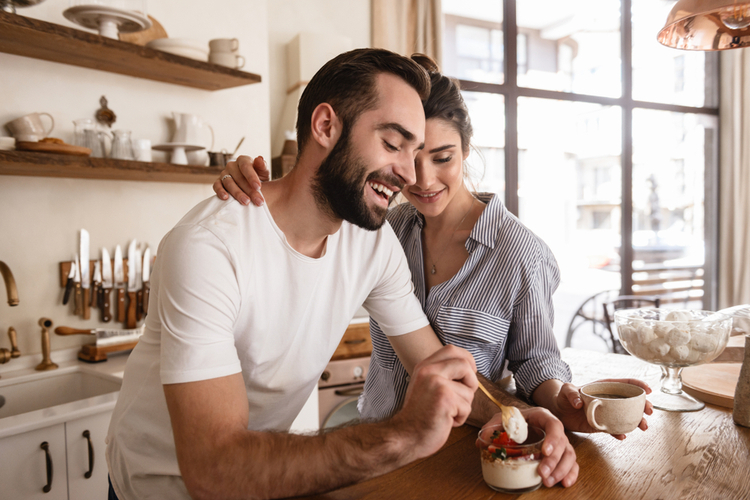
[107,48,651,500]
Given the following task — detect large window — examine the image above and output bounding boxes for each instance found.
[442,0,720,347]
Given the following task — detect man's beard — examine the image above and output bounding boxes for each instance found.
[312,129,402,231]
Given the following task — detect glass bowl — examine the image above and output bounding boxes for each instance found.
[477,423,545,494]
[614,308,732,411]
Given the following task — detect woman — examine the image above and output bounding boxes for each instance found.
[213,55,652,488]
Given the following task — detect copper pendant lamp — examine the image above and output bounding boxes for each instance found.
[658,0,750,50]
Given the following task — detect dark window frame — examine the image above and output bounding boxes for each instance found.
[454,0,720,309]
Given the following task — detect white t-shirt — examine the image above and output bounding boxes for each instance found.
[106,197,429,500]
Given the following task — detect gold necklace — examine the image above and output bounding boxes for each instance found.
[425,198,475,275]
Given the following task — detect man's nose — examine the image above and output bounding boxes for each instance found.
[393,151,417,187]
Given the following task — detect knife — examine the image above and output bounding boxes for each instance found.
[80,229,91,320]
[91,260,101,309]
[54,325,144,347]
[62,259,76,305]
[114,245,125,323]
[73,253,83,316]
[101,247,113,323]
[142,247,151,317]
[134,244,143,322]
[126,239,138,329]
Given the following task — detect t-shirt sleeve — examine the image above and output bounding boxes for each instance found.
[362,223,429,337]
[156,223,243,385]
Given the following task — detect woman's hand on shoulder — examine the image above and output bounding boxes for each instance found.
[213,155,269,207]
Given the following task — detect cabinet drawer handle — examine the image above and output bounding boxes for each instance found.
[83,430,94,479]
[334,387,364,397]
[344,338,366,345]
[40,441,53,493]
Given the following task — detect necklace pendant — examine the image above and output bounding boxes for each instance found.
[430,265,436,275]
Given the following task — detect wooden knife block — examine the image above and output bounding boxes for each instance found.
[78,340,138,363]
[59,258,131,288]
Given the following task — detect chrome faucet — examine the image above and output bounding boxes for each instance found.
[0,261,20,372]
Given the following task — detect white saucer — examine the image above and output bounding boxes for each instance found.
[152,143,205,152]
[63,5,151,38]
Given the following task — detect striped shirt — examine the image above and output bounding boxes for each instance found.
[358,193,572,420]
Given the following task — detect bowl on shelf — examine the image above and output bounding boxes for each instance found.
[615,308,732,412]
[146,38,208,61]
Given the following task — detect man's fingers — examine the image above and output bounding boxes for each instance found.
[560,461,579,488]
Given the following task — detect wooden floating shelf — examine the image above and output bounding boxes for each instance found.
[0,150,222,183]
[0,11,261,91]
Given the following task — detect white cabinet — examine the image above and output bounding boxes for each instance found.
[0,423,67,499]
[0,411,112,499]
[66,412,112,499]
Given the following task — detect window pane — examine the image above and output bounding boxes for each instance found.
[517,0,621,97]
[443,0,504,84]
[463,91,505,201]
[631,109,717,305]
[518,98,622,348]
[632,0,719,108]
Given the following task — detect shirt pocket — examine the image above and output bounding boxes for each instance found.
[435,306,511,348]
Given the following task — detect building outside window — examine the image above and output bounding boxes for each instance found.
[441,0,719,349]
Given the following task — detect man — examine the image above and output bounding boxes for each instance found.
[107,48,482,500]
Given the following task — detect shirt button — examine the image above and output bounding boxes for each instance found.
[406,375,411,383]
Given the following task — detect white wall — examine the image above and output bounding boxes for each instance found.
[267,0,371,156]
[0,0,270,356]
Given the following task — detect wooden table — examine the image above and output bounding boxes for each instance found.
[299,348,750,500]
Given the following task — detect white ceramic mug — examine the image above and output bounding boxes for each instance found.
[209,52,245,69]
[133,138,152,162]
[4,112,55,142]
[209,38,239,53]
[579,381,646,435]
[171,112,214,149]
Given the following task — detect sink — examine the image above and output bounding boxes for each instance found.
[0,365,122,437]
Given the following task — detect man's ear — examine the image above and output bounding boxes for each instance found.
[310,103,342,151]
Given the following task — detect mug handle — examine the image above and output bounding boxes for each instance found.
[585,399,608,432]
[207,124,215,151]
[232,38,239,51]
[40,112,55,137]
[235,55,245,69]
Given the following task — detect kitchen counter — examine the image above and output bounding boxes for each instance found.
[298,348,750,499]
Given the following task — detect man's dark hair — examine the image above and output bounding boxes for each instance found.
[296,48,431,151]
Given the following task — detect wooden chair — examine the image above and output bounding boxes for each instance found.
[602,295,661,354]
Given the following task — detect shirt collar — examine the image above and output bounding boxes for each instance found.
[404,192,505,249]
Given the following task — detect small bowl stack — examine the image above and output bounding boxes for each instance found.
[146,38,208,61]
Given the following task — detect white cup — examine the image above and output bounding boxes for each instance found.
[209,52,245,69]
[209,38,239,53]
[4,112,55,142]
[133,138,152,162]
[579,382,646,435]
[0,137,15,150]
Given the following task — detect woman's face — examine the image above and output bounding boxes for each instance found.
[403,118,468,218]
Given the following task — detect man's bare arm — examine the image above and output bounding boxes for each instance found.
[164,345,477,500]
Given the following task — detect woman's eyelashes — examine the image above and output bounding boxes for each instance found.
[434,155,453,164]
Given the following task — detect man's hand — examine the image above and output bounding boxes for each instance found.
[549,378,654,440]
[476,407,579,488]
[213,155,269,207]
[392,344,479,461]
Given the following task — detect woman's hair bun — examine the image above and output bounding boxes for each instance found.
[411,53,440,74]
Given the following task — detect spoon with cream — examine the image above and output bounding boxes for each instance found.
[477,379,528,443]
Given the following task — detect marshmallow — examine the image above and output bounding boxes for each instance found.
[666,310,693,322]
[666,325,691,347]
